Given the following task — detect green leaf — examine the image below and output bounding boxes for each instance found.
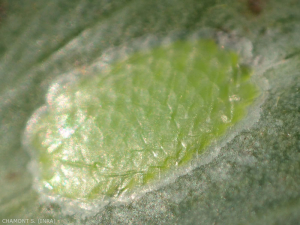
[0,0,300,224]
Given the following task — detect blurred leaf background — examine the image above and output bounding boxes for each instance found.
[0,0,299,224]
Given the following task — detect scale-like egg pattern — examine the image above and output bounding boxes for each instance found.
[27,40,259,200]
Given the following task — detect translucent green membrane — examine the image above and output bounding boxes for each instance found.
[27,40,259,200]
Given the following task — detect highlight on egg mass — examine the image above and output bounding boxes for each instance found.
[23,32,265,215]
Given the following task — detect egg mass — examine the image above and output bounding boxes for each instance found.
[25,39,260,200]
